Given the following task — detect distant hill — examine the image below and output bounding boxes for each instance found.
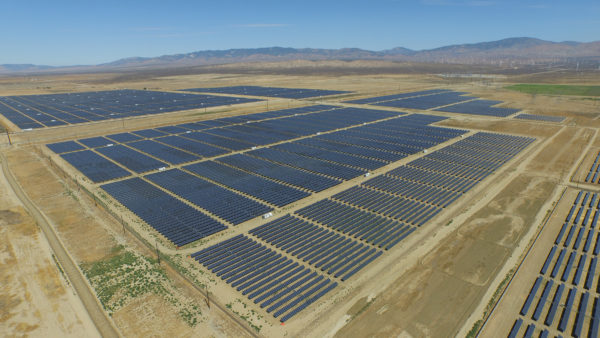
[0,64,55,73]
[1,37,599,75]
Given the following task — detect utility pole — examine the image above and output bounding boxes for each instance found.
[5,130,11,145]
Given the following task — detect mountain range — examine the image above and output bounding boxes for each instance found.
[1,37,599,75]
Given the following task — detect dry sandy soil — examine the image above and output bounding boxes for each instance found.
[0,152,98,337]
[2,145,252,337]
[1,63,599,337]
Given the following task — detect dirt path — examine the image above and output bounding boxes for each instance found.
[0,150,121,338]
[0,157,98,337]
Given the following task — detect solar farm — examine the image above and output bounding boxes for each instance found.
[1,73,596,338]
[346,89,523,117]
[43,99,535,323]
[182,85,351,99]
[0,89,261,129]
[515,113,567,123]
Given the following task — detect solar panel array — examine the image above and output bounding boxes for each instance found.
[182,85,350,99]
[0,89,261,129]
[434,99,521,117]
[296,132,534,243]
[586,152,600,184]
[192,235,338,322]
[47,105,347,182]
[508,191,600,338]
[373,91,476,110]
[61,150,130,183]
[514,113,566,123]
[344,89,451,105]
[44,104,538,325]
[191,129,533,322]
[145,169,273,225]
[345,89,522,117]
[53,108,422,244]
[102,178,227,247]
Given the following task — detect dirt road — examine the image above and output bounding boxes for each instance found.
[0,150,121,338]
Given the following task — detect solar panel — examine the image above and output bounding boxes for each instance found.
[0,89,262,129]
[61,150,130,183]
[182,86,351,99]
[102,177,227,246]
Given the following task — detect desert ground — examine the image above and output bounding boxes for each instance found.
[0,61,599,337]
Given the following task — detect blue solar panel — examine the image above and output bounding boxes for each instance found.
[96,144,167,173]
[216,153,340,192]
[344,89,451,104]
[146,169,273,224]
[154,135,227,158]
[106,132,143,143]
[61,150,130,183]
[250,215,382,279]
[192,235,336,321]
[102,177,227,246]
[184,161,310,207]
[47,140,85,154]
[183,86,351,99]
[0,89,262,129]
[78,136,114,148]
[434,99,520,117]
[374,91,475,110]
[127,139,200,164]
[515,113,565,123]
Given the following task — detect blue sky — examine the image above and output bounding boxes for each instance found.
[1,0,598,66]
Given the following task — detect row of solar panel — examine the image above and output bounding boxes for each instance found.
[373,91,475,110]
[296,199,416,248]
[101,178,227,247]
[586,151,600,184]
[434,99,520,117]
[0,89,261,129]
[508,191,600,337]
[48,104,338,154]
[185,129,534,322]
[310,132,533,243]
[345,89,451,105]
[183,85,351,99]
[406,132,534,181]
[249,215,382,280]
[512,280,599,338]
[191,235,339,322]
[90,110,463,246]
[331,186,443,226]
[53,106,396,183]
[514,113,565,123]
[345,89,522,117]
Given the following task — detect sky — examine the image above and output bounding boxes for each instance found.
[1,0,598,66]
